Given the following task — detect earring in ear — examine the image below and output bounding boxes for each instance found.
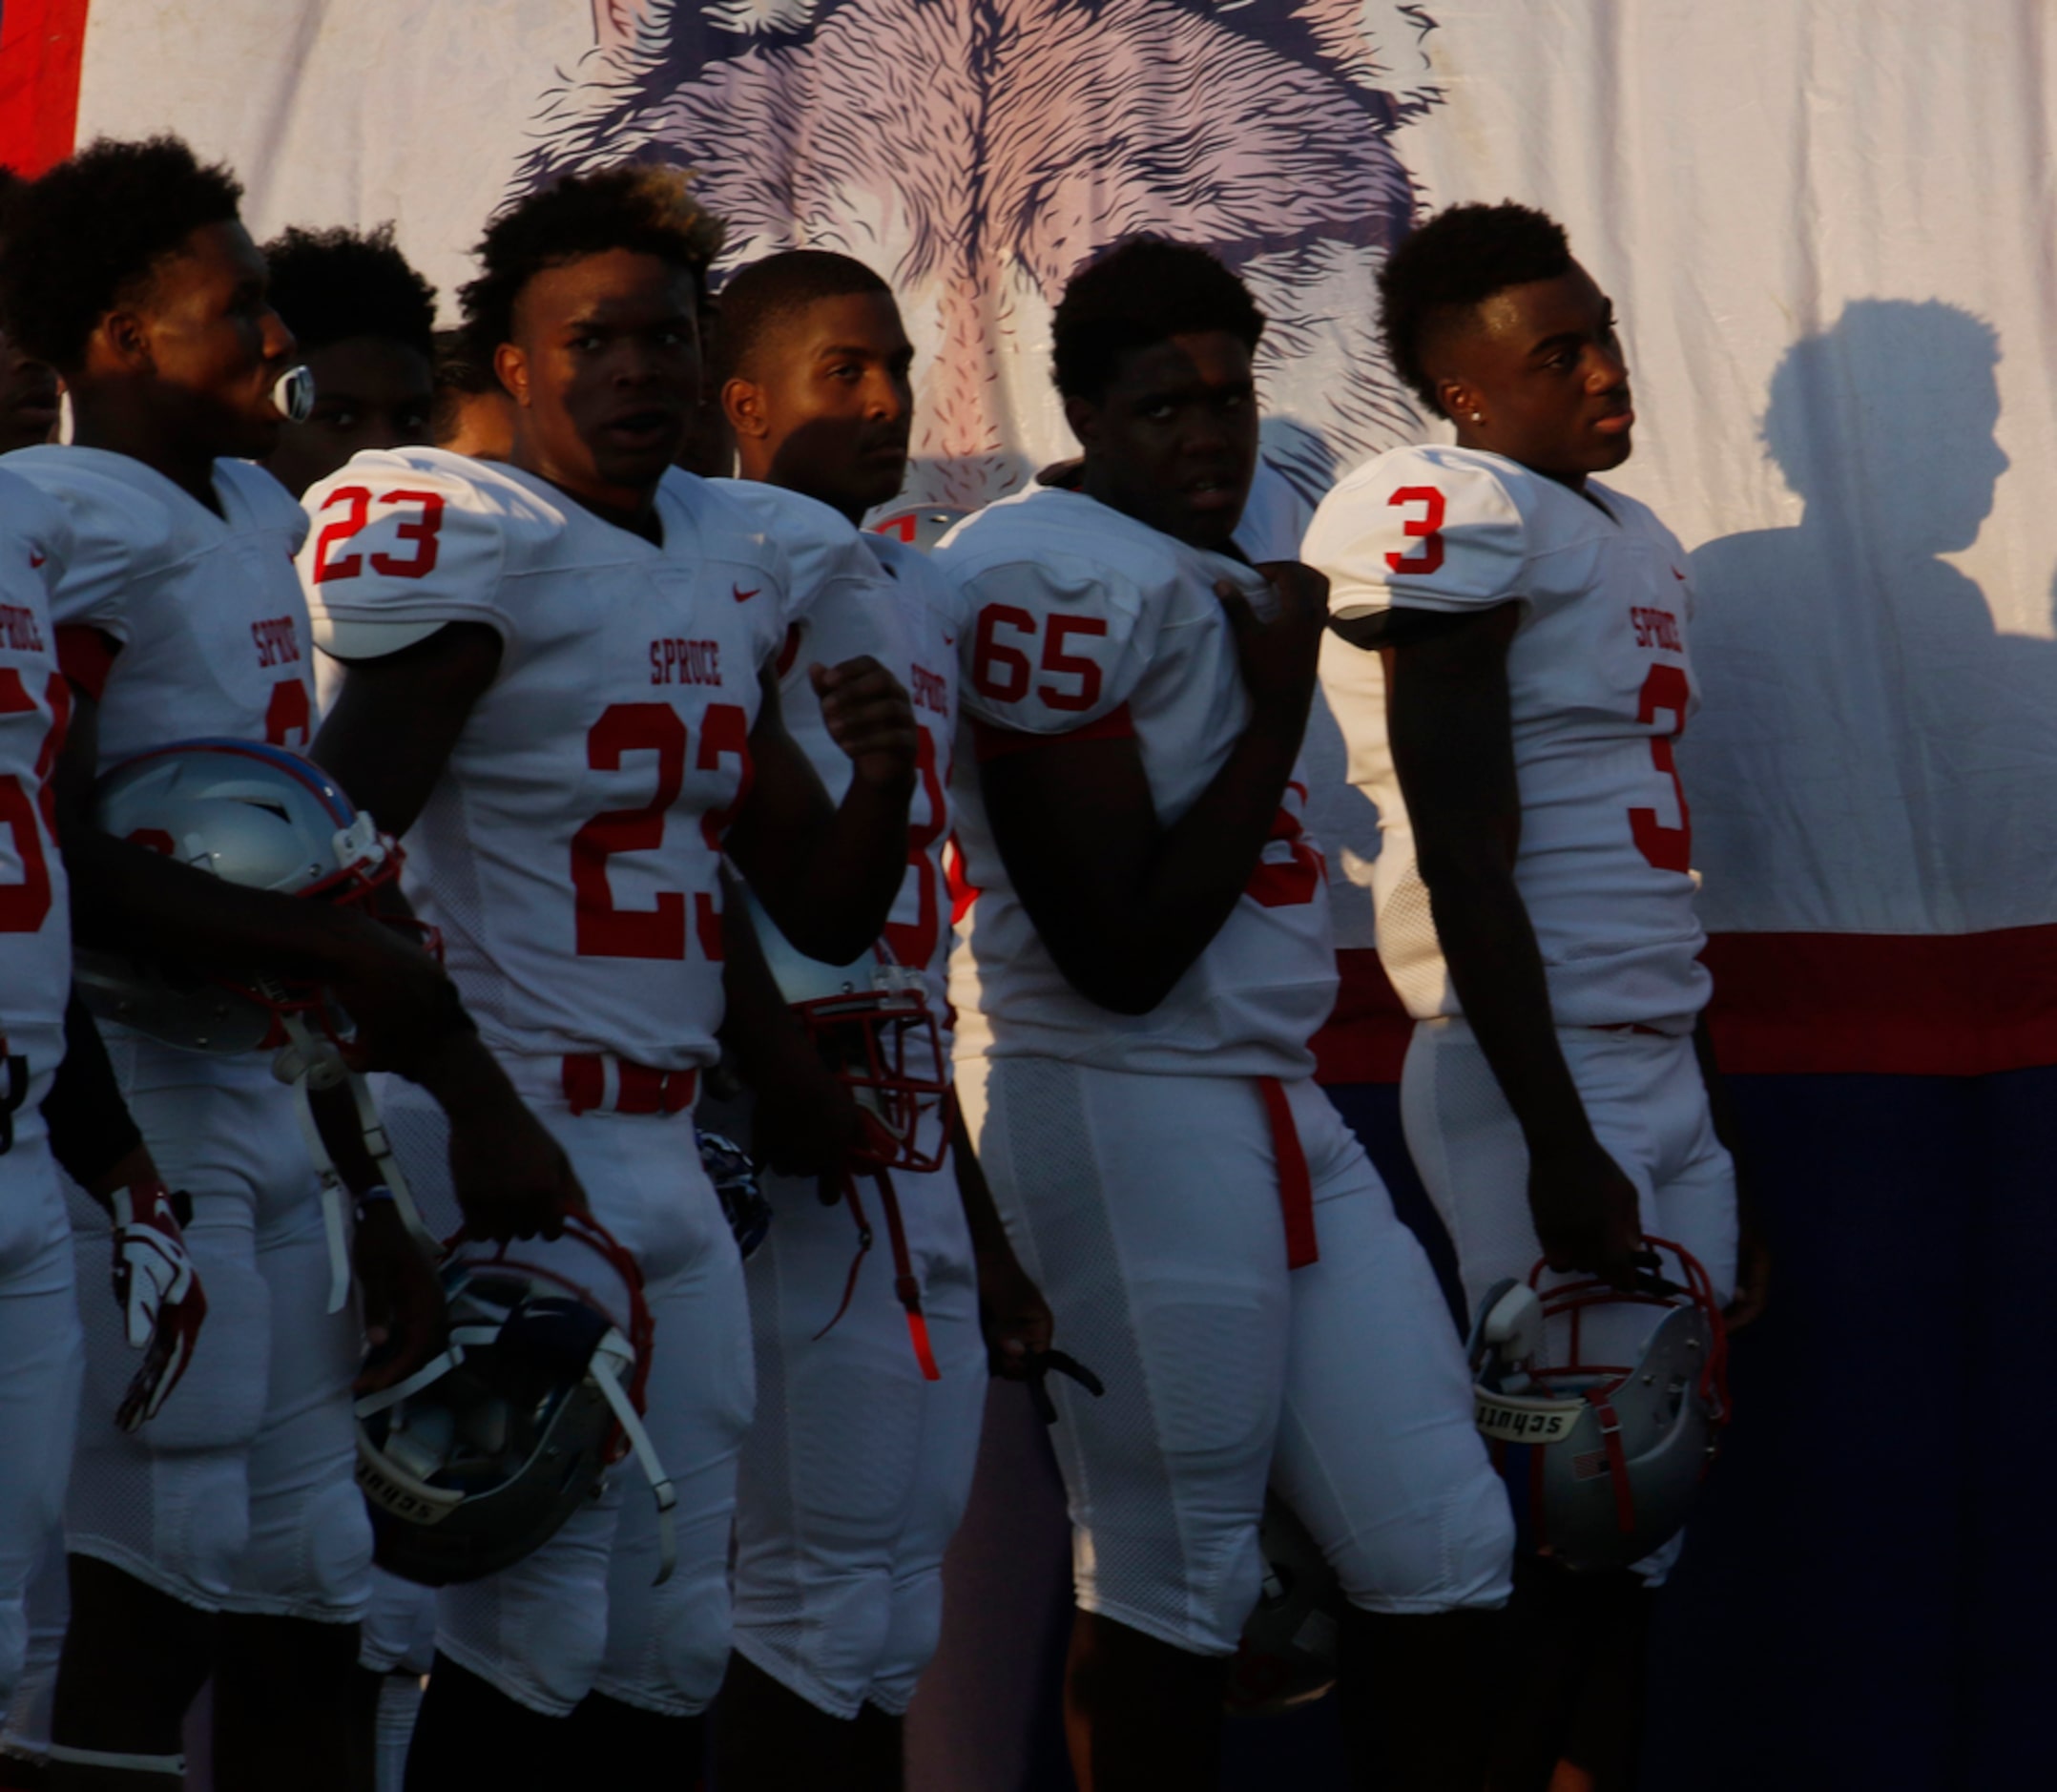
[1469,411,1484,424]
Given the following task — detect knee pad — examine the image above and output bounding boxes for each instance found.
[360,1572,439,1677]
[443,1580,611,1718]
[1335,1470,1517,1615]
[241,1475,372,1616]
[865,1569,947,1714]
[638,1566,735,1715]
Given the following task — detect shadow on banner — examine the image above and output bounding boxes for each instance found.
[1652,301,2057,1792]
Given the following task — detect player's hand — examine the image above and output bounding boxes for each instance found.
[1724,1220,1771,1332]
[111,1181,209,1432]
[353,1196,447,1396]
[749,1043,863,1178]
[977,1243,1054,1381]
[1527,1138,1644,1290]
[1215,560,1328,719]
[435,1049,591,1241]
[812,656,918,794]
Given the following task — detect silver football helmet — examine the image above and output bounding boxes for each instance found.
[1468,1238,1731,1571]
[356,1214,676,1588]
[74,739,405,1053]
[1225,1495,1342,1716]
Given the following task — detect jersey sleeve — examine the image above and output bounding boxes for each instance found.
[949,554,1152,737]
[1,450,172,641]
[220,458,312,554]
[298,459,509,655]
[1305,451,1530,625]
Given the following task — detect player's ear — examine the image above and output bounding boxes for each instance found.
[494,342,530,409]
[1437,378,1477,427]
[1063,391,1104,454]
[721,375,768,441]
[95,307,156,376]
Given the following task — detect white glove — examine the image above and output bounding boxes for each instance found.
[110,1182,208,1431]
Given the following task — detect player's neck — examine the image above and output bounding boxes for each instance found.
[1078,461,1236,552]
[64,390,224,515]
[516,453,662,545]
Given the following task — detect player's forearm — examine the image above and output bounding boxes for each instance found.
[768,774,912,964]
[64,823,383,986]
[715,892,821,1092]
[46,994,147,1208]
[1422,850,1597,1159]
[1015,705,1305,1014]
[950,1103,1012,1265]
[1691,1012,1745,1159]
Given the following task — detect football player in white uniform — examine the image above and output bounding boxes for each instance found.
[1305,201,1761,1791]
[708,248,1053,1789]
[937,240,1514,1791]
[0,136,570,1791]
[302,170,920,1785]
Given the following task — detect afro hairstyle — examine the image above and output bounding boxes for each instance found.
[427,325,508,446]
[261,223,436,361]
[1377,201,1572,416]
[711,249,892,385]
[0,135,243,373]
[1050,239,1265,403]
[459,165,724,352]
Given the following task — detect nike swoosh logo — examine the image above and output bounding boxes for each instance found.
[942,633,956,646]
[28,551,45,569]
[733,585,759,603]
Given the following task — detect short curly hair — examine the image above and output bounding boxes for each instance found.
[1051,239,1265,402]
[0,135,243,373]
[713,249,892,385]
[1377,201,1572,416]
[262,223,436,360]
[459,165,725,352]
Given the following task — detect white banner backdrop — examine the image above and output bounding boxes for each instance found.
[62,0,2057,955]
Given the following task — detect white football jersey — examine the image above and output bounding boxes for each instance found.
[938,485,1337,1079]
[1,448,316,768]
[0,470,75,1120]
[1306,444,1710,1031]
[714,482,963,1040]
[301,449,789,1072]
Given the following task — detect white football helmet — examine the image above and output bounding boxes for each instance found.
[356,1214,675,1587]
[1468,1238,1731,1571]
[75,739,410,1053]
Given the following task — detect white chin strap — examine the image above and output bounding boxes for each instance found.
[591,1330,677,1587]
[275,1011,433,1312]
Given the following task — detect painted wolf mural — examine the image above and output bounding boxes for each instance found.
[523,1,1443,508]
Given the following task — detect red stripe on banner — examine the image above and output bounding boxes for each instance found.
[1700,927,2057,1078]
[0,0,90,175]
[1315,930,2057,1085]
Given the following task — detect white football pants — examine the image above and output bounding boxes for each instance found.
[1400,1019,1739,1347]
[731,1148,987,1719]
[64,1038,370,1623]
[1400,1018,1740,1579]
[959,1057,1514,1657]
[0,1126,81,1705]
[384,1067,754,1719]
